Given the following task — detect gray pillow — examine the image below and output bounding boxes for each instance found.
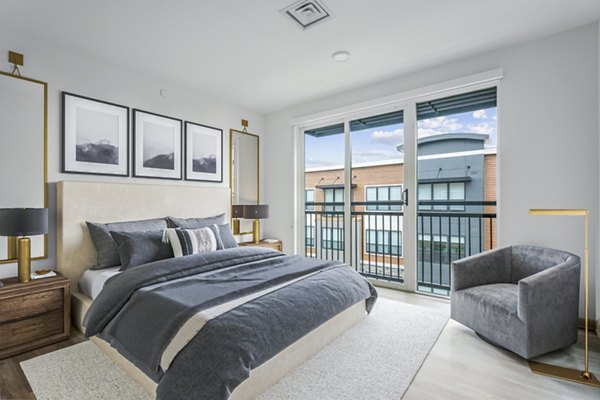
[166,214,226,229]
[111,230,174,271]
[86,218,167,270]
[217,224,238,249]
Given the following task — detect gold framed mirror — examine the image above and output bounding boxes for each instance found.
[0,71,48,264]
[229,129,259,235]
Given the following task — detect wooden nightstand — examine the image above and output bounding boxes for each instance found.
[0,274,70,360]
[239,240,283,251]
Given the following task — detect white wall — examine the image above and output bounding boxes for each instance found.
[0,28,265,279]
[264,23,599,319]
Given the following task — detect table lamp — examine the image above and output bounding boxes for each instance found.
[0,208,48,283]
[243,205,269,244]
[231,205,244,235]
[528,209,599,387]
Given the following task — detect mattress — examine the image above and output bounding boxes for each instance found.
[78,267,120,299]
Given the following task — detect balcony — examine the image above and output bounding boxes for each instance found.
[304,200,497,296]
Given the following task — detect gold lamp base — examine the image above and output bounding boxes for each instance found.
[252,220,260,244]
[17,237,31,283]
[529,361,600,387]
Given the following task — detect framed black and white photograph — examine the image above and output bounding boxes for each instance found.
[133,109,182,180]
[185,122,223,182]
[62,92,129,176]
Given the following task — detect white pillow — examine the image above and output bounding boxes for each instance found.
[163,227,218,257]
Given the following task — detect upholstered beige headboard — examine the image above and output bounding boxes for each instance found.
[57,181,230,291]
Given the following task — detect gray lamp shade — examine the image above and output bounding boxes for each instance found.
[0,208,48,236]
[243,205,269,219]
[232,205,244,218]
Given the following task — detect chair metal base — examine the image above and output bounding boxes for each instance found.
[529,361,600,388]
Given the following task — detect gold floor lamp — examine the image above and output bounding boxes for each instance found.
[528,209,599,387]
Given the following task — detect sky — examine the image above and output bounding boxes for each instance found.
[76,108,119,145]
[305,108,497,169]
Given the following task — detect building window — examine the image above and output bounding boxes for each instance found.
[323,188,344,212]
[365,185,402,211]
[418,182,465,211]
[305,189,315,211]
[305,225,315,247]
[365,229,402,256]
[322,227,344,250]
[418,234,466,263]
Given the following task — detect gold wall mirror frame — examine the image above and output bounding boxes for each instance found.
[0,70,48,264]
[229,128,259,235]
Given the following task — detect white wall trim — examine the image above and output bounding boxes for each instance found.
[290,68,503,128]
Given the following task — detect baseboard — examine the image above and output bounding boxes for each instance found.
[577,317,597,332]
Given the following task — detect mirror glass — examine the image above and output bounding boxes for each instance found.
[230,129,259,233]
[0,72,47,262]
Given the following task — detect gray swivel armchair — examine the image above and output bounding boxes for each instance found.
[451,245,580,359]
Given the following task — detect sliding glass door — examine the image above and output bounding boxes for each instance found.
[297,82,498,297]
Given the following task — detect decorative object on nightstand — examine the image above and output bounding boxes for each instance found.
[239,239,282,251]
[527,209,599,387]
[0,208,48,283]
[0,274,70,359]
[231,205,244,235]
[243,205,269,244]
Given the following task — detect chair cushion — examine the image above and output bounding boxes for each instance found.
[451,283,526,356]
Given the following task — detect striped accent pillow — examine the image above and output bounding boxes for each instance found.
[163,227,220,257]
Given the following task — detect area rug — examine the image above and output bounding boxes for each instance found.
[21,298,448,400]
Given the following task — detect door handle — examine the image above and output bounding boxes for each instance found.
[402,188,408,206]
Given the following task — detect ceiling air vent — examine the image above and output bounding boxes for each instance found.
[280,0,334,29]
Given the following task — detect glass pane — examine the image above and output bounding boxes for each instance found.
[433,183,448,211]
[449,182,464,211]
[416,90,498,296]
[449,183,464,199]
[304,123,345,261]
[351,110,404,283]
[389,185,402,211]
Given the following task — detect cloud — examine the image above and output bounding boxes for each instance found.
[472,110,487,119]
[466,122,494,135]
[418,116,463,132]
[369,128,404,146]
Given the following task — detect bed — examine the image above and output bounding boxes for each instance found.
[57,181,376,400]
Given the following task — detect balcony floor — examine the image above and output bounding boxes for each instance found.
[378,288,600,400]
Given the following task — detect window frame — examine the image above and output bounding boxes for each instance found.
[418,182,465,211]
[305,188,315,211]
[365,228,403,257]
[364,184,403,212]
[321,226,344,250]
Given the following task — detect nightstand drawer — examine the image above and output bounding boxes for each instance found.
[0,288,64,324]
[0,309,64,350]
[0,275,70,360]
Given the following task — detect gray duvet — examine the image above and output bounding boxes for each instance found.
[84,247,377,400]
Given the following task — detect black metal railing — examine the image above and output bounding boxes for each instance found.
[304,200,497,296]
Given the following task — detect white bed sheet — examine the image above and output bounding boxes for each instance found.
[79,267,120,299]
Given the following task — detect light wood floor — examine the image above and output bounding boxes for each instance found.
[1,289,598,399]
[378,287,600,400]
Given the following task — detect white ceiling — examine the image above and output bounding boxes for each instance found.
[1,0,599,114]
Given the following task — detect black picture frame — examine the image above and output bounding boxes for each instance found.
[62,92,129,177]
[184,121,223,183]
[133,109,183,180]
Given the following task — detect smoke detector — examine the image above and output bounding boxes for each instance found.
[280,0,334,29]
